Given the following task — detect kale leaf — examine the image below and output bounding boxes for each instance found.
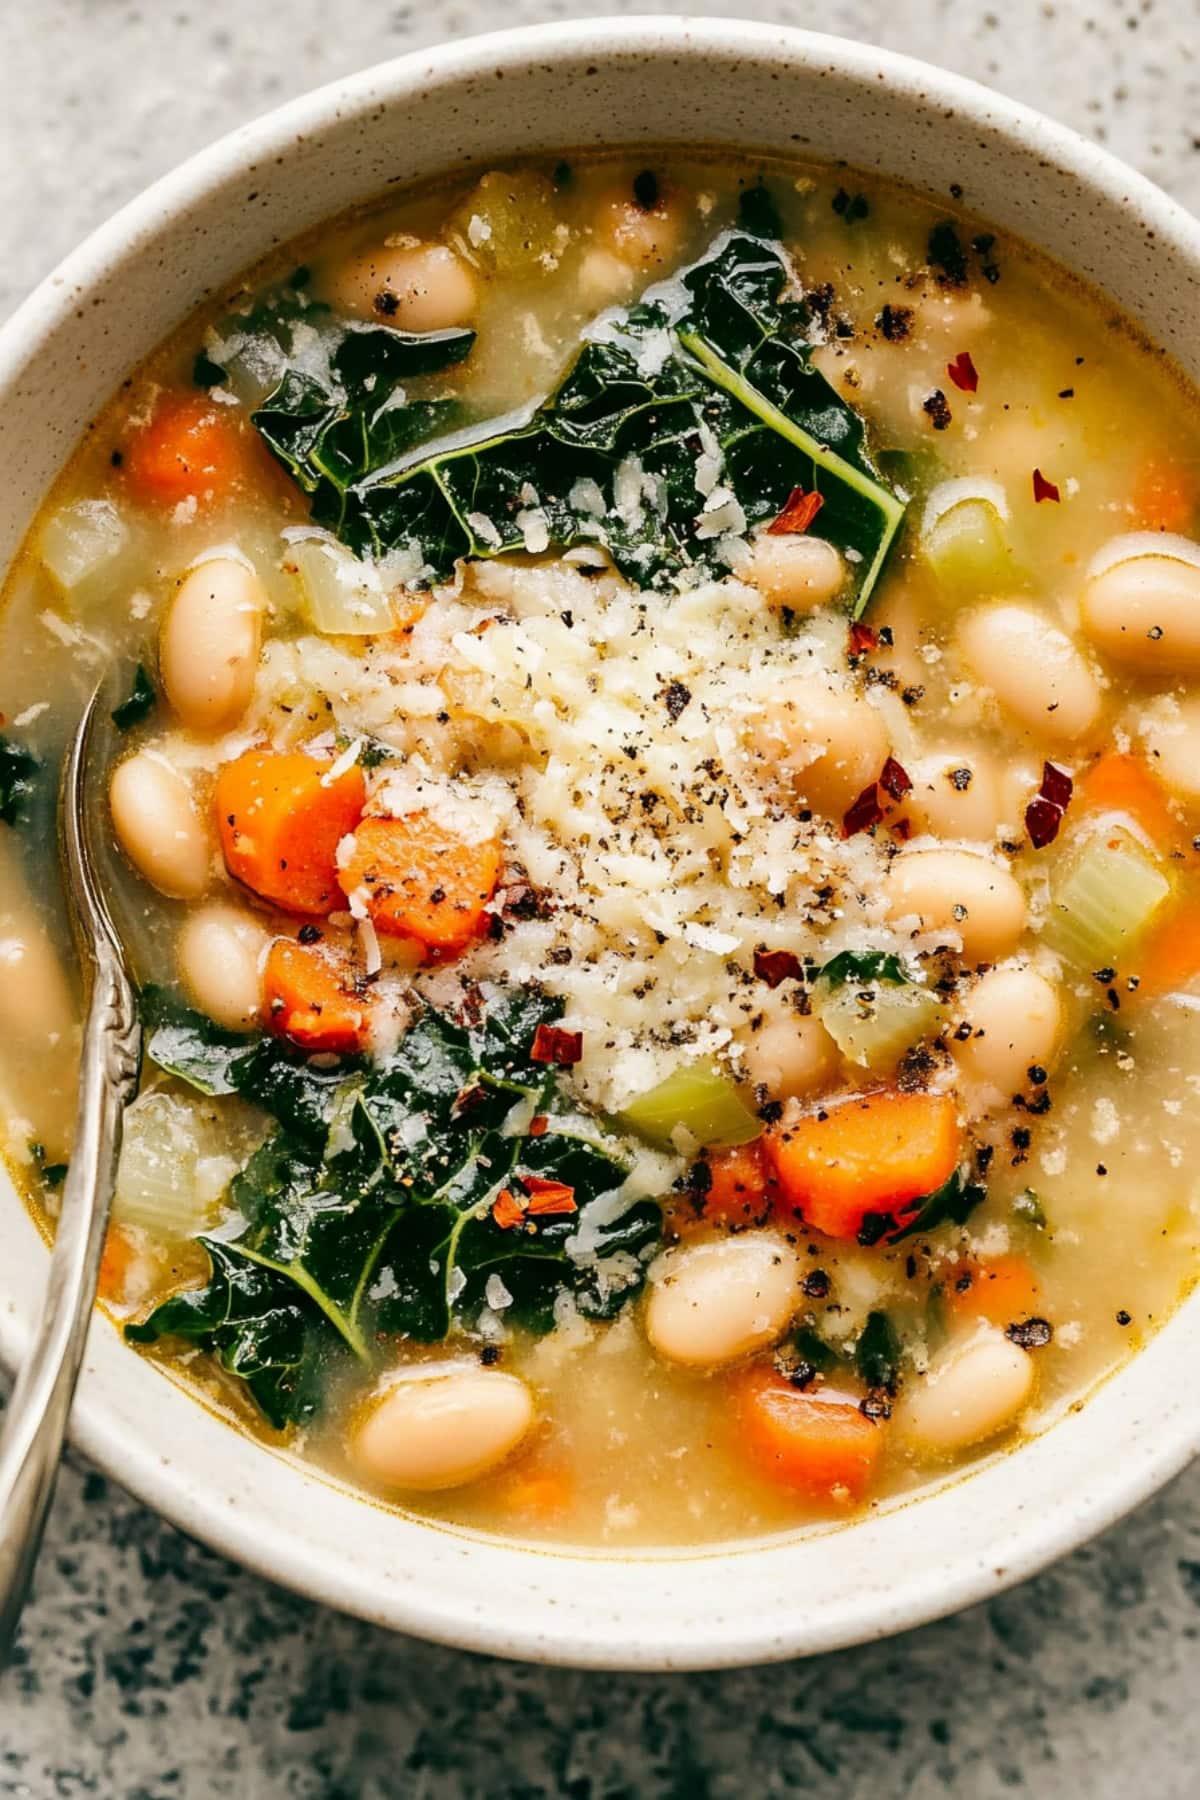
[0,735,40,828]
[129,990,662,1429]
[816,949,912,990]
[857,1170,987,1246]
[854,1309,901,1391]
[111,664,157,731]
[243,232,905,612]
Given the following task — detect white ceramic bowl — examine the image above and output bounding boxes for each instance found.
[3,17,1200,1671]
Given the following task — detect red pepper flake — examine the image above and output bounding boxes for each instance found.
[848,621,879,657]
[767,487,825,535]
[753,947,805,989]
[528,1114,549,1137]
[530,1024,583,1065]
[1032,468,1060,504]
[520,1175,578,1217]
[492,1189,527,1231]
[946,350,979,393]
[878,755,913,801]
[842,782,883,839]
[1025,760,1074,848]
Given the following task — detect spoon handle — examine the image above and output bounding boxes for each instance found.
[0,942,140,1668]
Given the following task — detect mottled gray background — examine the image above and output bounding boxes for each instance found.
[4,0,1200,1793]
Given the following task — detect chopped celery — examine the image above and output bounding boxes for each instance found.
[817,977,943,1071]
[290,537,396,635]
[618,1060,760,1150]
[922,495,1012,595]
[448,170,561,275]
[1044,828,1170,969]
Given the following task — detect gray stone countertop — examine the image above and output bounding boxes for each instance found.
[5,1,1200,1792]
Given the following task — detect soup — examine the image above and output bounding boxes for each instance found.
[4,154,1200,1548]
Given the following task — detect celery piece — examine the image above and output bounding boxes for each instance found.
[1044,828,1171,969]
[114,1093,216,1237]
[818,978,943,1072]
[448,170,561,276]
[922,497,1012,595]
[37,499,131,603]
[619,1061,761,1150]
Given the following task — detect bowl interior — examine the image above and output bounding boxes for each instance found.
[3,17,1199,1668]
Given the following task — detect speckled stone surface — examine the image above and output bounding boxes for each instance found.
[5,1,1200,1791]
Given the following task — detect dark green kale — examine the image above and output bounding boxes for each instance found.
[0,735,39,827]
[854,1309,901,1392]
[816,949,911,990]
[111,664,157,731]
[857,1170,987,1247]
[129,989,662,1428]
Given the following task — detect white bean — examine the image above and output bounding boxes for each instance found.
[595,184,684,271]
[953,964,1061,1094]
[899,1328,1035,1455]
[644,1231,799,1368]
[351,1367,535,1491]
[746,534,845,612]
[161,557,264,732]
[902,748,1005,842]
[178,903,268,1031]
[958,604,1102,743]
[330,241,477,330]
[739,1000,838,1099]
[110,751,210,899]
[758,676,890,818]
[1081,548,1200,672]
[886,847,1026,963]
[1141,697,1200,808]
[0,926,74,1049]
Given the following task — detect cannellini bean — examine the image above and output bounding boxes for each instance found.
[899,1328,1035,1455]
[178,902,269,1031]
[740,1000,838,1099]
[575,247,637,310]
[1141,697,1200,809]
[902,748,1004,842]
[958,604,1102,744]
[595,183,684,271]
[886,847,1026,962]
[351,1367,535,1491]
[953,964,1061,1094]
[161,557,264,732]
[0,925,74,1049]
[644,1232,799,1368]
[1081,546,1200,672]
[746,534,845,612]
[759,675,890,818]
[329,241,477,330]
[110,751,210,899]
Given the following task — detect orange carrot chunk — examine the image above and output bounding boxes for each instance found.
[1132,457,1198,535]
[123,392,250,509]
[946,1253,1042,1328]
[97,1223,137,1304]
[738,1365,884,1503]
[336,812,501,959]
[215,748,366,916]
[766,1089,961,1240]
[1076,751,1179,849]
[1130,894,1200,998]
[262,938,371,1054]
[698,1140,776,1227]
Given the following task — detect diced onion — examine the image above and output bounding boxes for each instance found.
[1044,828,1171,969]
[921,489,1012,594]
[291,538,397,635]
[619,1061,760,1150]
[37,500,130,599]
[113,1091,236,1237]
[922,477,1010,533]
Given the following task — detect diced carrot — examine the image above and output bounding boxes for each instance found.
[495,1460,574,1519]
[946,1253,1041,1328]
[98,1224,137,1303]
[262,937,371,1053]
[215,748,366,915]
[1132,456,1197,535]
[696,1140,776,1228]
[737,1365,884,1503]
[122,392,251,509]
[766,1089,962,1241]
[336,813,501,960]
[1076,752,1179,849]
[1129,894,1200,998]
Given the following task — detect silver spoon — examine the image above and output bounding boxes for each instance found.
[0,686,141,1667]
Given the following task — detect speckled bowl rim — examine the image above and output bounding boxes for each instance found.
[3,17,1200,1671]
